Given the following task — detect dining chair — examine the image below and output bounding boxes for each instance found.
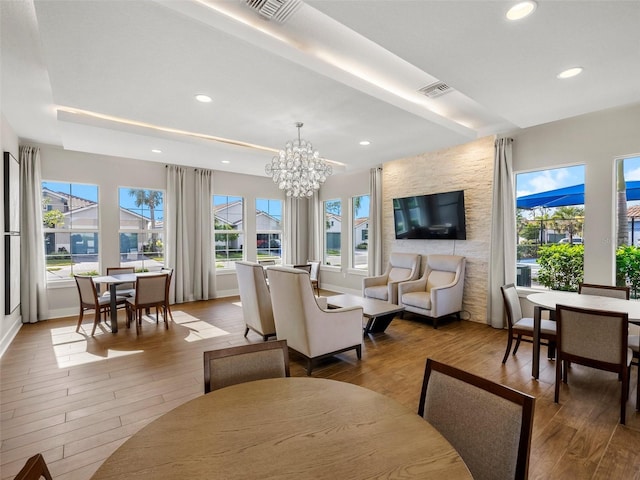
[629,333,640,410]
[308,260,320,296]
[74,275,124,336]
[578,282,630,299]
[160,267,174,322]
[104,266,136,297]
[501,283,557,363]
[418,358,535,480]
[125,274,169,334]
[14,453,53,480]
[203,340,289,393]
[555,304,632,424]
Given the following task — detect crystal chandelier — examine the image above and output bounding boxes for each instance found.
[265,122,332,198]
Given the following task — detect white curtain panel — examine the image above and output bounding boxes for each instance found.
[487,137,516,328]
[284,197,303,264]
[166,165,192,304]
[368,166,383,276]
[308,191,321,263]
[193,169,213,300]
[19,146,48,323]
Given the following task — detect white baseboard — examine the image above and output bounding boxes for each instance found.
[0,314,22,358]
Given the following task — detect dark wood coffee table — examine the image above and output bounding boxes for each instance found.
[326,294,404,335]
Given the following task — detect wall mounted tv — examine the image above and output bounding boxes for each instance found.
[393,190,466,240]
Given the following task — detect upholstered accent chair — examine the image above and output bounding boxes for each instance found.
[267,266,363,375]
[555,304,632,424]
[236,261,276,341]
[501,283,557,364]
[362,252,421,304]
[203,340,289,393]
[419,358,535,480]
[398,254,465,328]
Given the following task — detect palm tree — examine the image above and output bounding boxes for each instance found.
[129,189,163,252]
[617,159,628,247]
[552,206,584,243]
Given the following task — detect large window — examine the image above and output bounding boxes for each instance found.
[615,155,640,297]
[214,195,244,269]
[515,165,585,290]
[351,195,369,270]
[324,199,341,266]
[118,188,164,272]
[42,181,99,281]
[256,198,282,264]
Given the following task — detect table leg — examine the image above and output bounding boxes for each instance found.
[532,306,541,379]
[365,313,396,335]
[110,284,118,333]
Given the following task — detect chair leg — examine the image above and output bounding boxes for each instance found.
[554,356,562,403]
[621,368,628,425]
[76,308,85,332]
[355,344,362,360]
[91,311,99,336]
[244,327,250,338]
[502,334,513,364]
[548,341,556,360]
[636,364,639,411]
[513,335,522,355]
[306,358,313,376]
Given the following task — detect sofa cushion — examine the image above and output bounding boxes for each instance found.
[388,267,413,282]
[427,271,456,291]
[402,292,432,310]
[364,285,389,301]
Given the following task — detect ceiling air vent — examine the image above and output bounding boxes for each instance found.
[418,82,452,99]
[245,0,302,23]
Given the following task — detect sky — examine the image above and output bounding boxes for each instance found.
[516,155,640,199]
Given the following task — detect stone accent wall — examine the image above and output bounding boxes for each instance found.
[382,136,494,324]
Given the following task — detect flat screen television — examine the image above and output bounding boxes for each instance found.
[393,190,466,240]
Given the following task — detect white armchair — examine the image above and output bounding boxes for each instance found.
[398,254,466,328]
[267,266,363,375]
[236,261,276,340]
[362,252,421,304]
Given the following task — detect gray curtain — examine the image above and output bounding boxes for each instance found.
[19,146,48,323]
[193,169,213,300]
[487,137,516,328]
[166,165,191,303]
[368,166,383,276]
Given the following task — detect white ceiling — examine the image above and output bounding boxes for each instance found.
[2,0,639,178]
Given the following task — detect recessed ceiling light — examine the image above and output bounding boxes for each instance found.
[557,67,583,79]
[221,160,230,164]
[359,140,371,146]
[151,149,162,153]
[506,1,537,20]
[195,94,212,103]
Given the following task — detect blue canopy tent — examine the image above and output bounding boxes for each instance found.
[516,181,640,209]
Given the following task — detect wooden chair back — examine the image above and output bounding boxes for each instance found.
[555,304,630,424]
[578,283,630,299]
[14,453,53,480]
[419,358,535,480]
[203,340,289,393]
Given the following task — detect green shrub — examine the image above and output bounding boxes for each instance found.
[616,245,640,298]
[537,244,584,291]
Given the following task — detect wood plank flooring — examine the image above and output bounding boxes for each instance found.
[2,293,640,479]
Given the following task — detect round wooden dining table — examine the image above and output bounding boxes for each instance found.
[90,377,471,479]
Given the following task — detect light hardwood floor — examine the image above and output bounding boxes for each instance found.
[2,294,640,479]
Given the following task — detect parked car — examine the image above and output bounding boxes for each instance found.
[558,237,583,244]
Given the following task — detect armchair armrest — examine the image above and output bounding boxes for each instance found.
[363,274,389,289]
[307,306,363,357]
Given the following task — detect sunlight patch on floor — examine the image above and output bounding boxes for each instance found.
[170,311,230,342]
[50,326,143,368]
